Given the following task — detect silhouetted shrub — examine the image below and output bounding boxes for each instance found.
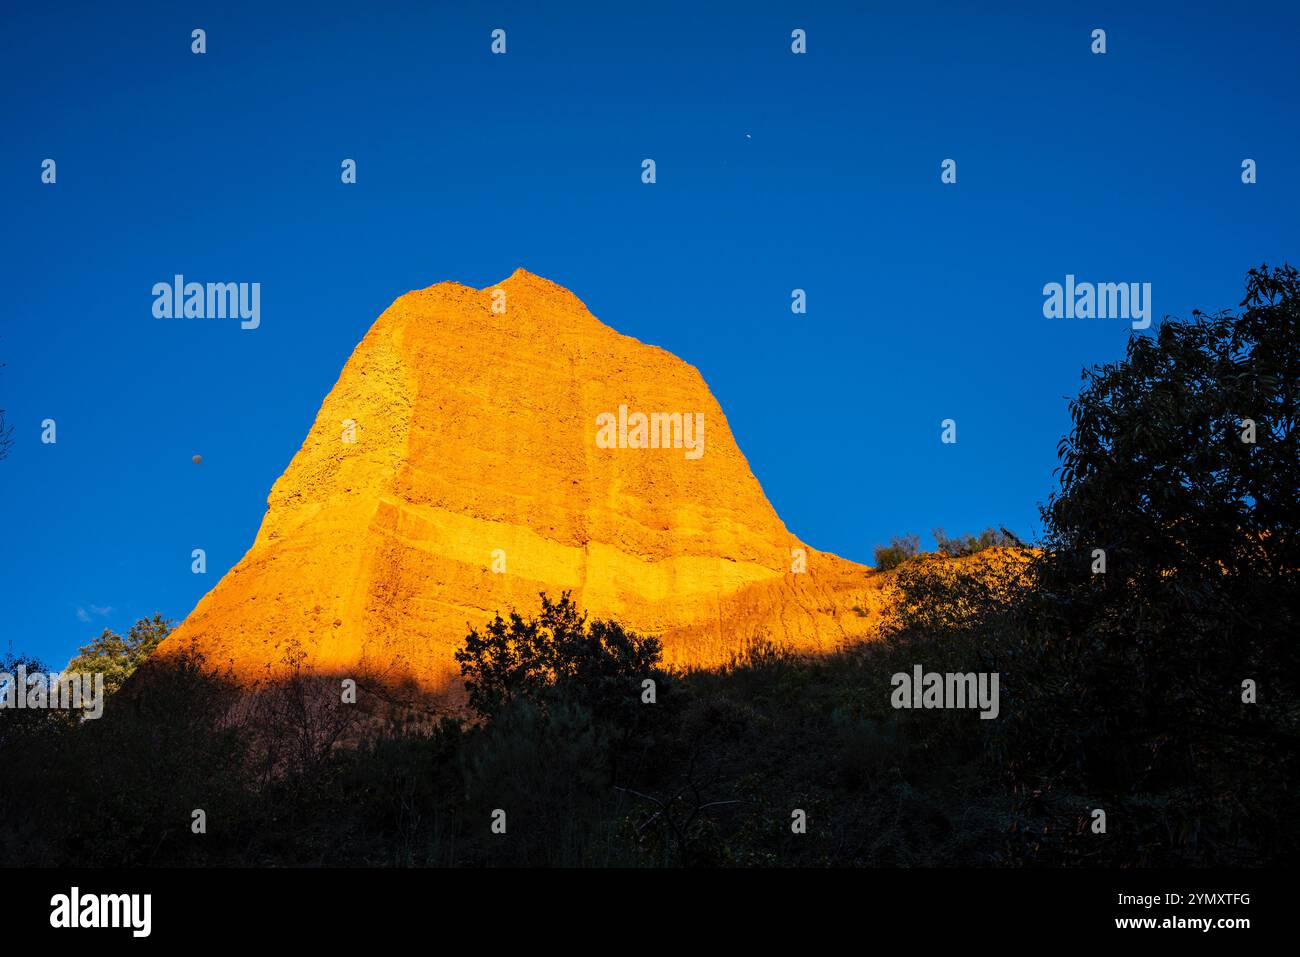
[455,591,670,727]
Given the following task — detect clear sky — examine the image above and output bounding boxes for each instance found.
[2,1,1297,668]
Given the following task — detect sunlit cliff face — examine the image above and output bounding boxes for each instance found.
[156,270,881,694]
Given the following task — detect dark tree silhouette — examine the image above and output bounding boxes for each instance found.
[1017,263,1300,807]
[1041,264,1298,699]
[456,591,667,724]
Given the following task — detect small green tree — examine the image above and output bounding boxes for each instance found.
[873,534,919,571]
[65,613,173,699]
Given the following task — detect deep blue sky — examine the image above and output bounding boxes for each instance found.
[2,1,1296,668]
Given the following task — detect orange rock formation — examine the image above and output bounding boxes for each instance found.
[158,270,881,693]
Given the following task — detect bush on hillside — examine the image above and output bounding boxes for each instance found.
[932,527,1014,558]
[873,534,920,571]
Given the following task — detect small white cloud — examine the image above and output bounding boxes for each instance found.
[77,605,113,623]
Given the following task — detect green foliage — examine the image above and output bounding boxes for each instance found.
[932,527,1013,558]
[65,613,173,699]
[873,534,920,571]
